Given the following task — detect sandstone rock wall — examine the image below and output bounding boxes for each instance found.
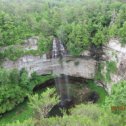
[2,55,96,79]
[101,39,126,93]
[53,57,96,79]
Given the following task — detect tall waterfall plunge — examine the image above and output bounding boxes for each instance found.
[52,38,71,107]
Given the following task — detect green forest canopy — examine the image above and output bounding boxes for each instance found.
[0,0,126,56]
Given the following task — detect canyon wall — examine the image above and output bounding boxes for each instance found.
[100,39,126,93]
[2,55,96,79]
[2,37,126,93]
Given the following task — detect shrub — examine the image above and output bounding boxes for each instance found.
[70,104,103,120]
[0,68,52,114]
[0,85,26,114]
[5,104,123,126]
[104,81,126,115]
[28,88,59,119]
[119,21,126,44]
[5,118,35,126]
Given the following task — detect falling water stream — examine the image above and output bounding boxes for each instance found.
[52,38,71,106]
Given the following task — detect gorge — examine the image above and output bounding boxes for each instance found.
[0,0,126,125]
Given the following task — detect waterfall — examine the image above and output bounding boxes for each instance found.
[52,38,71,106]
[52,38,66,58]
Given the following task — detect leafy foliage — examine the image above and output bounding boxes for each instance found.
[103,81,126,125]
[0,68,52,114]
[104,81,126,113]
[28,88,59,119]
[119,21,126,44]
[95,61,117,83]
[0,0,126,57]
[4,104,123,126]
[105,61,117,82]
[4,118,35,126]
[86,80,108,104]
[0,68,28,114]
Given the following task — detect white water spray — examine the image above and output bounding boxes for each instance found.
[52,38,71,104]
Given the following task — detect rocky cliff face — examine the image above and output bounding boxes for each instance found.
[2,55,48,76]
[99,39,126,93]
[1,37,96,79]
[52,57,96,79]
[2,37,125,93]
[2,55,96,79]
[81,38,126,93]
